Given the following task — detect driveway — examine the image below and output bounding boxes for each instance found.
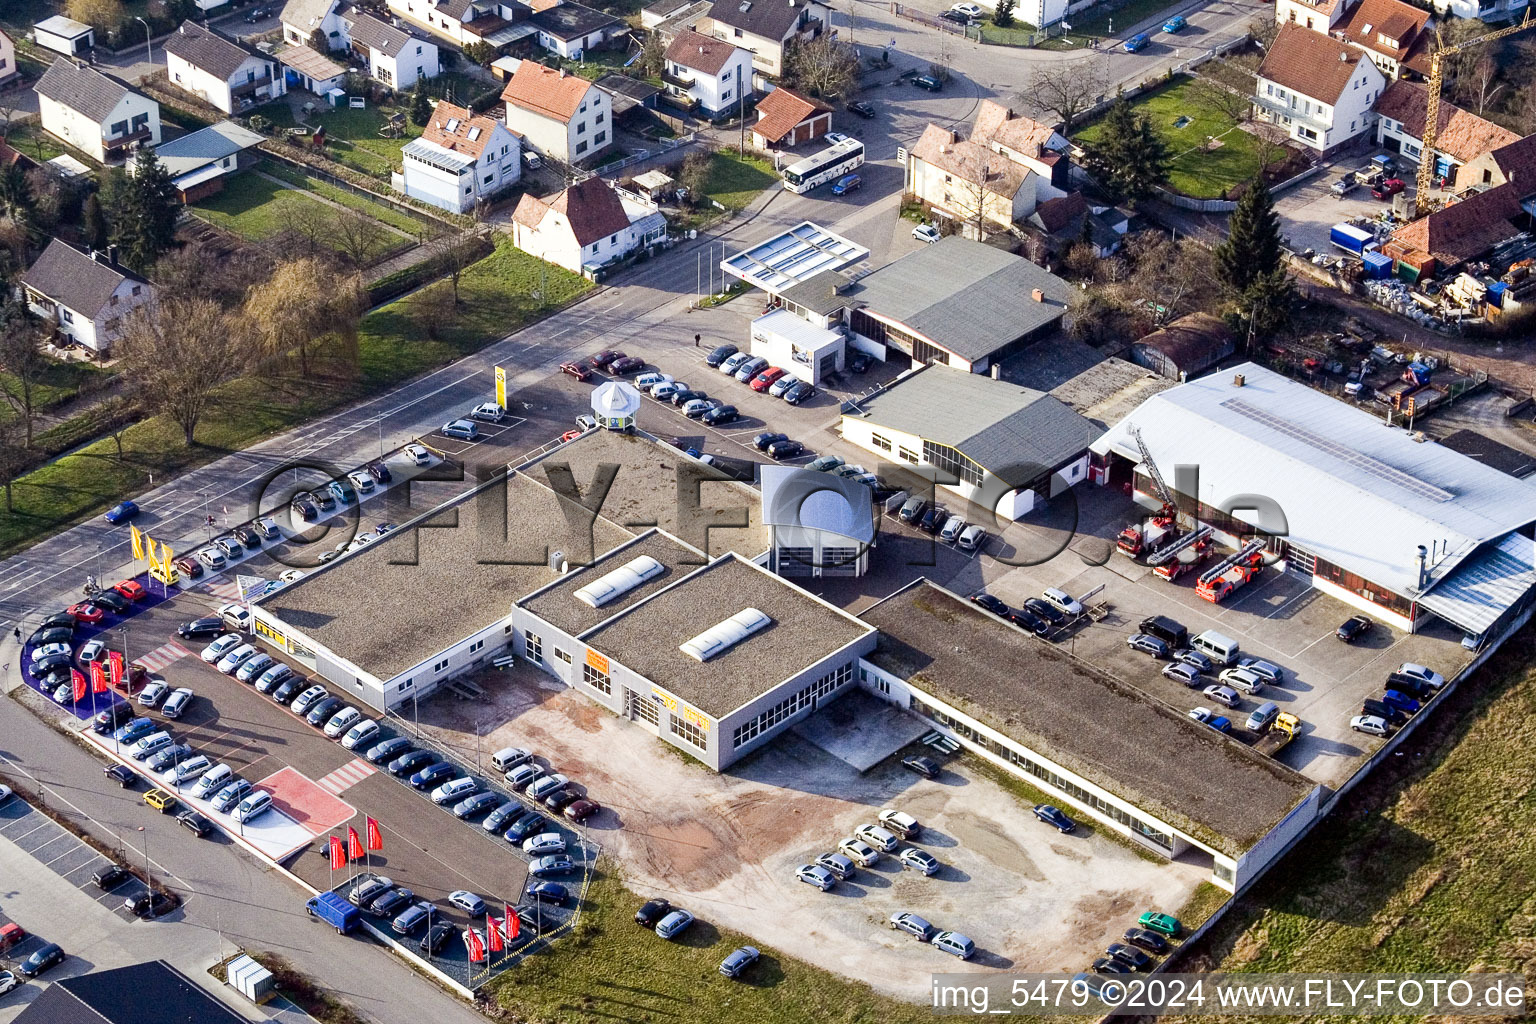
[411,664,1206,1000]
[1272,156,1410,256]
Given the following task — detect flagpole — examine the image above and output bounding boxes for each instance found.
[329,836,334,891]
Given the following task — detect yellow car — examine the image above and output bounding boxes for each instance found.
[144,789,178,813]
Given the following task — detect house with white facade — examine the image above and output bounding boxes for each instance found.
[704,0,829,78]
[383,0,539,50]
[1252,23,1383,154]
[280,0,349,50]
[34,57,161,164]
[662,29,751,117]
[343,9,440,91]
[21,239,155,354]
[1430,0,1528,23]
[502,60,612,163]
[162,22,284,115]
[397,99,520,212]
[511,176,666,274]
[0,30,19,89]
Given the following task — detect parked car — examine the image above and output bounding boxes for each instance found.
[270,677,304,705]
[1008,607,1050,636]
[178,810,212,837]
[719,945,760,979]
[655,909,695,939]
[838,837,881,867]
[211,779,253,813]
[1337,615,1372,642]
[611,356,646,374]
[441,419,478,441]
[66,602,106,623]
[902,755,941,778]
[421,922,454,954]
[1372,178,1406,200]
[702,404,739,426]
[104,764,139,787]
[236,654,274,684]
[1174,648,1214,673]
[112,579,147,600]
[527,881,567,904]
[705,344,738,367]
[767,439,803,460]
[529,854,574,877]
[932,931,975,959]
[753,431,787,451]
[796,863,837,891]
[105,500,140,524]
[1040,587,1083,616]
[1137,911,1182,937]
[890,911,937,941]
[911,73,943,91]
[178,617,224,640]
[19,944,65,977]
[1033,804,1077,833]
[816,851,856,881]
[1396,662,1445,689]
[341,719,381,750]
[563,798,600,823]
[855,823,900,853]
[161,688,194,719]
[831,173,861,195]
[470,402,506,423]
[1126,633,1169,658]
[783,380,816,404]
[898,847,940,875]
[93,864,130,890]
[1203,684,1241,708]
[92,591,131,614]
[523,832,568,857]
[1163,662,1202,687]
[1123,927,1169,953]
[847,100,876,118]
[409,763,457,790]
[590,350,625,368]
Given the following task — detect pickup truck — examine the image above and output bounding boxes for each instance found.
[1330,173,1359,197]
[1253,713,1300,757]
[306,891,360,934]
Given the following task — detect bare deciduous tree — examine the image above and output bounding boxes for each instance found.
[243,257,366,377]
[0,419,26,512]
[407,280,457,340]
[1192,74,1252,126]
[66,0,125,31]
[784,36,860,99]
[1468,52,1505,115]
[0,312,47,447]
[331,208,391,269]
[1247,15,1278,51]
[153,244,274,308]
[1029,57,1108,133]
[117,297,244,446]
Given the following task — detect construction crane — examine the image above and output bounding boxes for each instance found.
[1116,424,1180,558]
[1416,10,1534,217]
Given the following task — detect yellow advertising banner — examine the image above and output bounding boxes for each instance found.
[495,366,507,409]
[586,649,609,674]
[130,524,144,561]
[145,537,158,566]
[650,686,677,712]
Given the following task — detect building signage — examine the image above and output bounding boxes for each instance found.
[651,687,710,731]
[586,649,609,674]
[254,618,288,649]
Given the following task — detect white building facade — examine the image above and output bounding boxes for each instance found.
[397,100,521,213]
[35,58,161,163]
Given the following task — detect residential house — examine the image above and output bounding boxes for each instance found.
[1383,182,1523,279]
[384,0,541,51]
[1252,24,1383,154]
[1328,0,1432,78]
[502,61,612,163]
[662,29,752,117]
[277,0,349,92]
[145,120,266,202]
[750,85,831,149]
[34,57,161,163]
[1455,133,1536,194]
[0,30,18,89]
[706,0,830,78]
[32,15,94,58]
[398,99,520,212]
[511,176,667,274]
[642,0,710,30]
[343,9,440,90]
[1021,191,1128,258]
[1430,0,1529,24]
[162,22,284,115]
[529,3,623,59]
[21,239,155,354]
[904,101,1071,235]
[1374,79,1519,186]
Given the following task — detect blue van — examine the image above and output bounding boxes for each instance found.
[831,173,861,196]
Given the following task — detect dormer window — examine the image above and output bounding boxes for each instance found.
[1378,33,1398,47]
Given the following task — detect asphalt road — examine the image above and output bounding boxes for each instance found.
[0,690,489,1024]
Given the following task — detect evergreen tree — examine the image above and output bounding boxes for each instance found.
[993,0,1016,26]
[410,85,433,127]
[1081,96,1170,206]
[1216,179,1282,294]
[82,193,108,250]
[1241,268,1296,341]
[0,162,30,219]
[101,150,180,271]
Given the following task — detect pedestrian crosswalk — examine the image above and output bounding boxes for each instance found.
[135,641,192,672]
[201,580,242,602]
[317,759,376,796]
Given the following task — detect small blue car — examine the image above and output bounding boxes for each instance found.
[1162,14,1186,32]
[1208,716,1232,733]
[1382,689,1421,714]
[831,173,861,196]
[1123,32,1150,51]
[105,500,140,524]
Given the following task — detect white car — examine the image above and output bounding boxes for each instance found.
[201,634,242,663]
[219,603,251,631]
[324,706,363,739]
[469,402,505,423]
[341,719,379,750]
[256,516,281,540]
[719,353,750,376]
[216,644,258,674]
[404,443,431,466]
[197,547,226,570]
[1351,714,1390,736]
[1187,706,1215,724]
[78,638,108,662]
[137,680,171,707]
[950,1,982,16]
[1040,587,1083,617]
[854,823,900,853]
[838,837,881,867]
[1397,662,1445,689]
[912,223,941,244]
[522,832,567,856]
[161,687,194,719]
[795,864,836,891]
[348,471,375,493]
[635,371,672,390]
[30,642,71,663]
[280,569,306,583]
[0,969,19,995]
[167,754,212,783]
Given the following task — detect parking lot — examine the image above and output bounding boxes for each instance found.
[410,664,1205,1000]
[1273,156,1414,257]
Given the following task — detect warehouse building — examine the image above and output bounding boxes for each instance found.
[841,364,1101,520]
[1091,362,1536,644]
[858,581,1325,891]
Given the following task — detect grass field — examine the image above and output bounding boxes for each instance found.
[492,866,945,1024]
[702,149,778,210]
[1171,625,1536,1011]
[191,172,402,262]
[263,103,423,181]
[1073,76,1268,199]
[0,240,588,556]
[0,360,110,426]
[260,161,438,238]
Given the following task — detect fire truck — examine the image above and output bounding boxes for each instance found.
[1194,540,1267,603]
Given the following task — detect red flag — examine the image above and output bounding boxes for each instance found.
[465,927,485,962]
[90,661,108,694]
[71,669,87,703]
[329,836,345,870]
[348,826,364,861]
[487,914,503,952]
[107,650,124,688]
[504,902,519,941]
[365,816,382,851]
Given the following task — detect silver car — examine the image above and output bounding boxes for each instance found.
[1202,684,1241,709]
[795,864,836,891]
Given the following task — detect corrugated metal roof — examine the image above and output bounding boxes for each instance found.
[848,364,1101,487]
[1090,362,1536,602]
[1417,531,1536,635]
[153,120,263,177]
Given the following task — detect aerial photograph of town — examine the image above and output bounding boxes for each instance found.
[0,0,1533,1018]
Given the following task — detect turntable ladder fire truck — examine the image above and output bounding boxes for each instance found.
[1150,525,1215,581]
[1116,425,1182,560]
[1195,538,1268,604]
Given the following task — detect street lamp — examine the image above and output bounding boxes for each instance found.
[136,825,150,882]
[134,16,151,67]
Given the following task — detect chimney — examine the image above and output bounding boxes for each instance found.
[1339,51,1348,61]
[1233,373,1246,387]
[107,244,119,266]
[1416,544,1428,590]
[1031,288,1044,302]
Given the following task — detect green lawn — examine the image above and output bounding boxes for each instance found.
[0,240,589,556]
[1171,626,1536,1015]
[5,122,69,165]
[0,359,111,427]
[978,20,1039,46]
[702,149,778,211]
[1073,76,1269,199]
[261,161,439,238]
[273,102,423,180]
[191,171,401,262]
[491,865,946,1024]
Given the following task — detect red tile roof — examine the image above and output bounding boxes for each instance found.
[502,61,593,124]
[420,100,514,159]
[910,123,1028,199]
[665,29,740,75]
[1332,0,1428,61]
[970,99,1062,159]
[1033,191,1087,234]
[752,86,831,144]
[1387,182,1522,266]
[1374,80,1519,166]
[1487,134,1536,193]
[1259,23,1371,103]
[513,177,632,246]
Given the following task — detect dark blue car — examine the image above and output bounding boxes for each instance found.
[1123,32,1150,51]
[409,763,457,790]
[105,500,139,524]
[1033,804,1077,833]
[1382,689,1421,714]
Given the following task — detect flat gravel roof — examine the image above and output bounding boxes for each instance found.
[860,582,1316,856]
[581,554,874,719]
[520,530,708,638]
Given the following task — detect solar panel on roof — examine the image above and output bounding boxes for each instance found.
[1221,398,1454,503]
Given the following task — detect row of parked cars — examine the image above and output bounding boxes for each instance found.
[1350,662,1445,737]
[26,587,152,701]
[798,808,940,894]
[968,586,1083,638]
[899,496,986,553]
[705,345,819,406]
[1076,912,1184,990]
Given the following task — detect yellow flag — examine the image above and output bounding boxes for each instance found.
[160,545,175,573]
[495,366,507,409]
[146,537,158,565]
[130,524,144,561]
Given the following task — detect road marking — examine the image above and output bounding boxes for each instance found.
[199,579,243,601]
[135,641,192,672]
[316,758,377,796]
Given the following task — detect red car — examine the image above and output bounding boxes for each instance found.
[751,367,786,392]
[112,580,147,601]
[173,556,203,579]
[1372,178,1405,200]
[590,350,624,368]
[610,356,646,374]
[67,602,105,624]
[560,362,591,382]
[560,429,583,443]
[564,798,600,823]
